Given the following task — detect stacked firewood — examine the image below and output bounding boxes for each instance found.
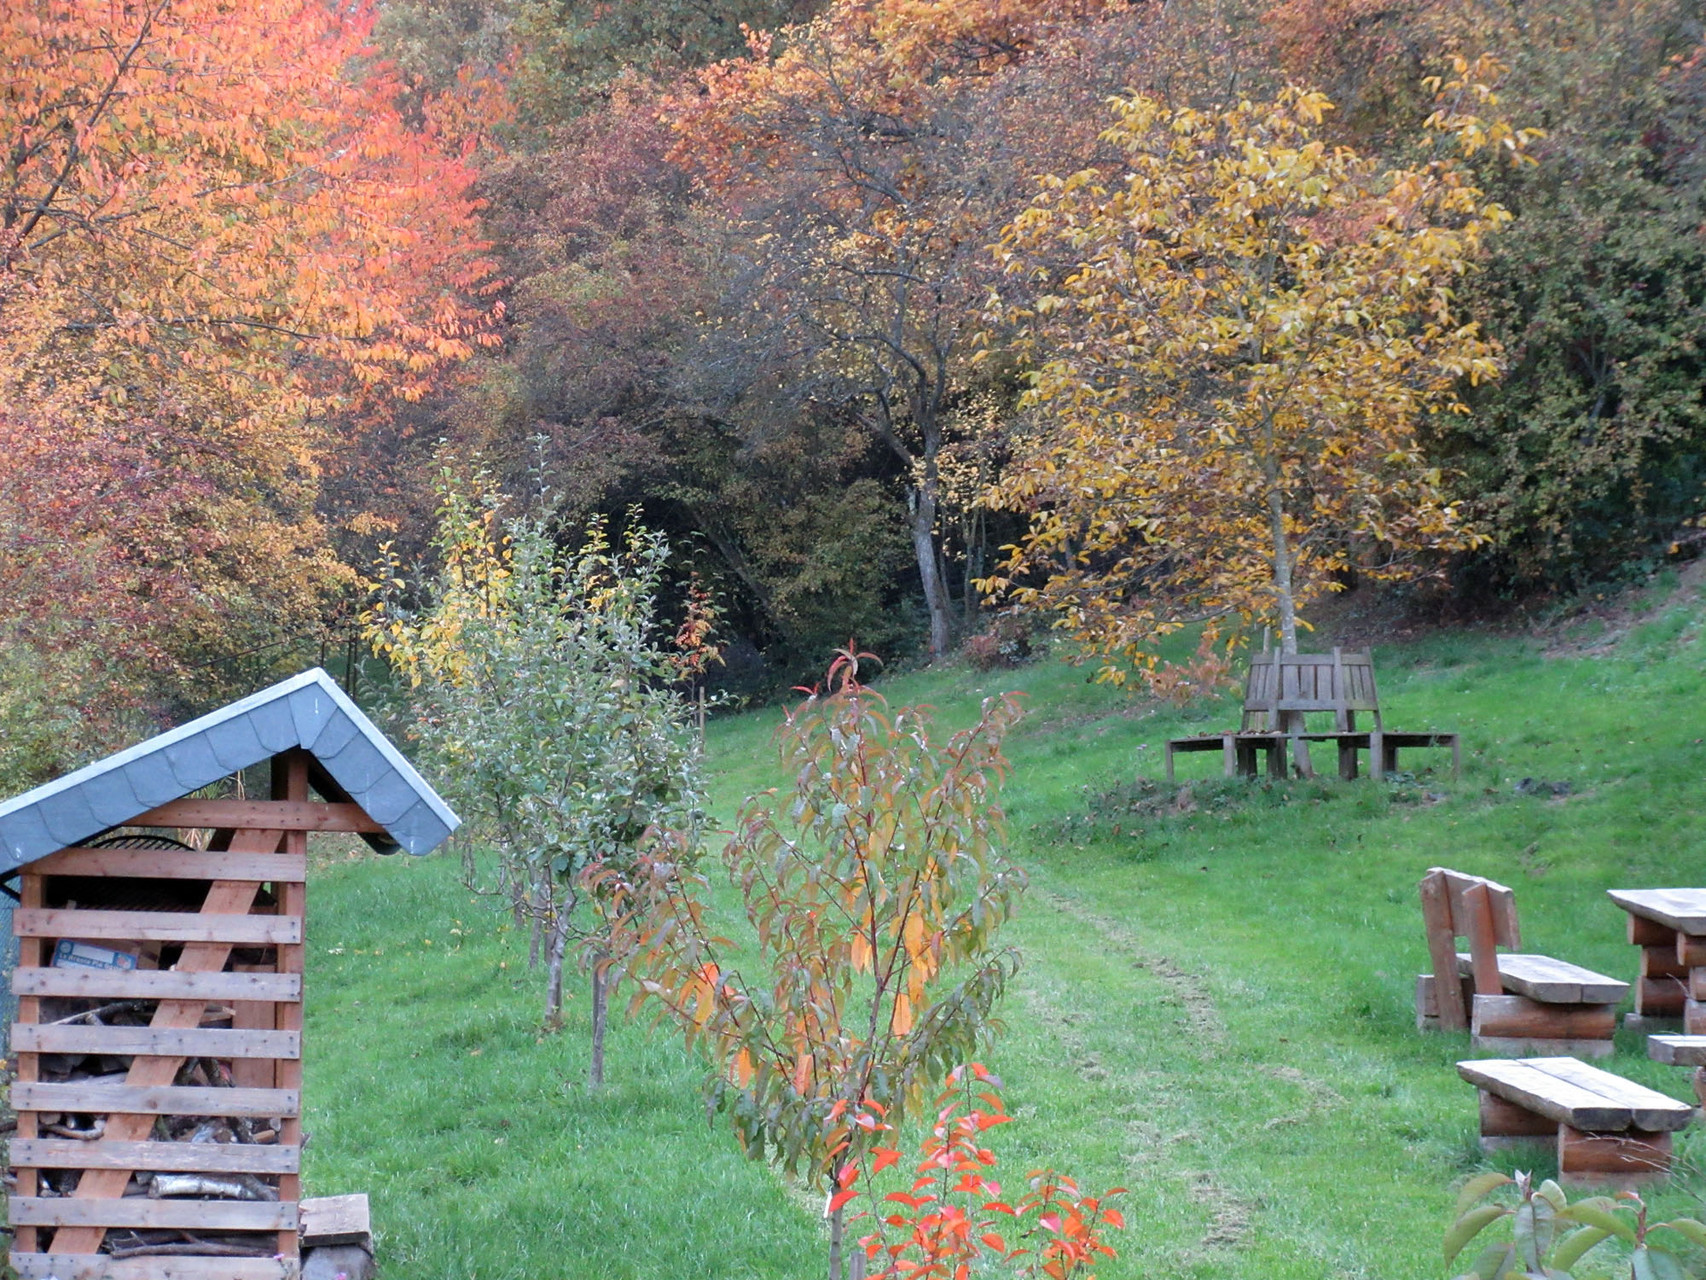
[24,995,291,1259]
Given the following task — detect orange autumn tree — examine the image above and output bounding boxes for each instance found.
[0,0,501,776]
[666,0,1116,658]
[983,63,1535,687]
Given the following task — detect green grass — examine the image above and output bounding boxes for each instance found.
[297,576,1706,1278]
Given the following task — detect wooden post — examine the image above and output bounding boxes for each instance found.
[1686,999,1706,1036]
[1678,933,1706,967]
[13,871,43,1254]
[1644,946,1687,979]
[1463,883,1504,996]
[1419,870,1469,1030]
[1638,976,1688,1018]
[1558,1127,1673,1181]
[275,749,311,1260]
[1629,914,1675,947]
[1479,1092,1555,1139]
[1471,995,1616,1041]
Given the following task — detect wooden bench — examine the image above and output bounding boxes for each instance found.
[1417,868,1628,1056]
[1647,1035,1706,1106]
[1458,1056,1693,1182]
[1164,648,1459,782]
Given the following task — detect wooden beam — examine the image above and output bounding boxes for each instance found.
[10,1255,298,1280]
[130,797,384,833]
[12,1024,299,1060]
[11,968,301,1002]
[1419,870,1468,1030]
[13,907,301,945]
[13,1197,297,1230]
[13,1082,299,1118]
[34,847,305,882]
[11,1138,300,1175]
[14,871,43,1253]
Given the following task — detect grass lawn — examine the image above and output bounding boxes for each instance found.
[291,573,1706,1279]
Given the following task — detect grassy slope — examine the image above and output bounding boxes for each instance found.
[302,576,1706,1279]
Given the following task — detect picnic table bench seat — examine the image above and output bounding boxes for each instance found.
[1648,1034,1706,1105]
[1454,953,1629,1005]
[1459,1056,1693,1182]
[1163,648,1458,782]
[1162,730,1287,781]
[1417,868,1627,1056]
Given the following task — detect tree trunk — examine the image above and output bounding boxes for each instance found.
[909,484,953,658]
[1265,475,1312,774]
[1265,483,1299,656]
[589,953,608,1090]
[827,1180,846,1280]
[544,910,569,1030]
[962,507,985,631]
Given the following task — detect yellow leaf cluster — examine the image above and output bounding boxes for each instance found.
[983,77,1519,682]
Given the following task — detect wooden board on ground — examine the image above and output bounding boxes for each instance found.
[300,1193,373,1248]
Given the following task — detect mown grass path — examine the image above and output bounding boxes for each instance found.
[301,581,1706,1278]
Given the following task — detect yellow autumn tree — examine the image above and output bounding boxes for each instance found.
[983,61,1535,684]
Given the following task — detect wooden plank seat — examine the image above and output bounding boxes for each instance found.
[1456,953,1629,1005]
[1162,731,1286,782]
[1292,730,1461,779]
[1459,1056,1694,1183]
[1417,868,1628,1055]
[1163,648,1459,782]
[1648,1034,1706,1106]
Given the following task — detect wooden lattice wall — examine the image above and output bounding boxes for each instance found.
[4,749,373,1280]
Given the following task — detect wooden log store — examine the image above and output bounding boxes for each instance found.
[0,669,459,1280]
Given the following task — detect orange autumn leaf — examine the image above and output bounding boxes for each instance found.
[890,992,913,1036]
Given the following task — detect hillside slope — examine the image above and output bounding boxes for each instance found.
[292,573,1706,1278]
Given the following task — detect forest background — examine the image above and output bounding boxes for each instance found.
[5,0,1706,791]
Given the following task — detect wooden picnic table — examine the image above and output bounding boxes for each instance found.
[1606,889,1706,1029]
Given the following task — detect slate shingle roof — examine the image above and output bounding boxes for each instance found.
[0,668,458,874]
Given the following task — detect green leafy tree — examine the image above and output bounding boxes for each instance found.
[599,649,1026,1280]
[1436,29,1706,588]
[365,458,706,1087]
